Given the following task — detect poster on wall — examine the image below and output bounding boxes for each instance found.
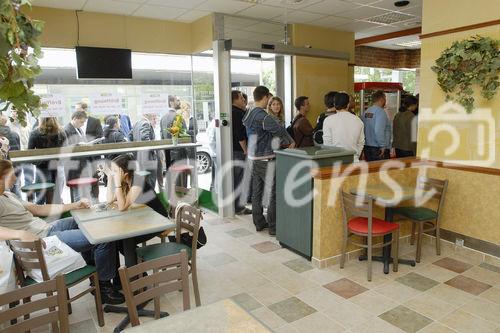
[140,93,169,115]
[90,93,123,115]
[40,94,66,117]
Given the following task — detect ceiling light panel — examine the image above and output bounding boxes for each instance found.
[365,11,414,24]
[146,0,206,9]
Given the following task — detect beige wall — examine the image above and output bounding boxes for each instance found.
[417,0,500,168]
[312,166,500,263]
[291,24,355,124]
[30,6,212,54]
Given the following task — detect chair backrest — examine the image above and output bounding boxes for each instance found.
[339,190,375,236]
[174,204,202,261]
[416,177,449,214]
[8,239,49,285]
[118,250,190,327]
[0,275,69,333]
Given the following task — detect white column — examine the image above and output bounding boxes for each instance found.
[213,40,235,217]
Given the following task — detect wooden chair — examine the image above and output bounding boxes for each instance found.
[118,250,190,327]
[393,177,449,263]
[8,239,104,327]
[339,190,400,281]
[0,275,69,333]
[136,204,202,306]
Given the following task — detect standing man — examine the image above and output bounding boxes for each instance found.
[130,113,159,190]
[64,111,89,201]
[76,102,103,198]
[243,86,295,235]
[160,95,187,188]
[231,90,251,215]
[293,96,314,148]
[362,90,391,161]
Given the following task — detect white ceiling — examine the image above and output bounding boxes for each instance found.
[32,0,422,48]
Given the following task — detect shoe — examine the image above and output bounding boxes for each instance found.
[269,229,276,236]
[255,223,269,232]
[99,281,125,305]
[236,208,252,215]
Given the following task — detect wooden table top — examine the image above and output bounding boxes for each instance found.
[71,205,174,244]
[350,184,416,206]
[123,299,271,333]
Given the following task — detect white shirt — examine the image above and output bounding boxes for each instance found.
[323,111,365,162]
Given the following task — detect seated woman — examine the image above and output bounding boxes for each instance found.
[0,159,124,305]
[105,154,169,245]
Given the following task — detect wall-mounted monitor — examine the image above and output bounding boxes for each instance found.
[76,46,132,79]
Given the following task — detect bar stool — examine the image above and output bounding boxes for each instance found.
[67,177,98,202]
[168,165,193,190]
[21,182,55,203]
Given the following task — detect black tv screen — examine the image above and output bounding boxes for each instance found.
[76,46,132,79]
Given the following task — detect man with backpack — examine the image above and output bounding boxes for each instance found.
[243,86,295,235]
[290,96,314,148]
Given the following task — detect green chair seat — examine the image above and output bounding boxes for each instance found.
[393,206,438,221]
[21,182,55,192]
[23,265,97,287]
[136,242,192,262]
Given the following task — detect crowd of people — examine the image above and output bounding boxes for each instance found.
[226,86,418,236]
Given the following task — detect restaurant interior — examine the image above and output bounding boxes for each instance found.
[0,0,499,332]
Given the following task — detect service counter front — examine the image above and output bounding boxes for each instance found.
[309,158,500,268]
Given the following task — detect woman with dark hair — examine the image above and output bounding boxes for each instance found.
[103,115,126,144]
[392,95,418,158]
[102,115,127,162]
[105,154,168,217]
[28,117,67,203]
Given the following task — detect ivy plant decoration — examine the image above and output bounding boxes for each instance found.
[432,35,499,113]
[0,0,44,126]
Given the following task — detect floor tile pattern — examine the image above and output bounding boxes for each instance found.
[26,212,500,333]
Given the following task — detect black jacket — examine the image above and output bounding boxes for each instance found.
[85,116,103,142]
[130,118,156,161]
[28,128,67,169]
[63,123,85,146]
[0,125,20,151]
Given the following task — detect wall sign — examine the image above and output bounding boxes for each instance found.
[140,93,169,115]
[40,94,66,117]
[90,93,123,115]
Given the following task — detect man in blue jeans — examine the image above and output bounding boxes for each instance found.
[0,159,124,304]
[243,86,295,235]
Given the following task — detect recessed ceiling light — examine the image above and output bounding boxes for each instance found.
[394,40,421,48]
[394,1,410,7]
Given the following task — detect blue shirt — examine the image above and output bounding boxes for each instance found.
[362,105,391,148]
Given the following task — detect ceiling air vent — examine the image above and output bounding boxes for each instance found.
[366,12,414,25]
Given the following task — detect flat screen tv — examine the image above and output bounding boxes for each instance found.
[76,46,132,79]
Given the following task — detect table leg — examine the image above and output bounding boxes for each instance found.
[104,239,168,332]
[384,207,415,271]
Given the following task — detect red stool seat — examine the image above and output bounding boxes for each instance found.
[67,177,98,187]
[348,217,399,235]
[169,165,194,173]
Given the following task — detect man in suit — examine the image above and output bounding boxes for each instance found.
[160,95,187,189]
[64,111,89,201]
[130,113,161,190]
[75,102,103,198]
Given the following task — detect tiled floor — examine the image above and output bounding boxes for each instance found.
[29,211,500,333]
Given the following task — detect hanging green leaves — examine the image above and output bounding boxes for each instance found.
[431,35,499,113]
[0,0,44,126]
